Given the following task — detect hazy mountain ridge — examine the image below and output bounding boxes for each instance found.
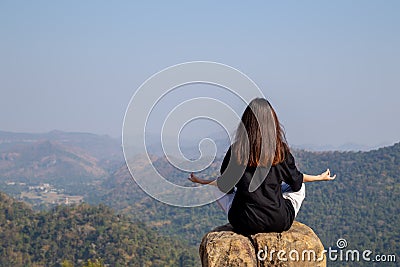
[0,140,107,182]
[293,142,396,152]
[0,130,122,161]
[0,132,119,208]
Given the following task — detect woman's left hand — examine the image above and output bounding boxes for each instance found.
[319,169,336,181]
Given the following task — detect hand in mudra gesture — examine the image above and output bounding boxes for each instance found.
[188,173,217,186]
[318,169,336,181]
[188,173,203,184]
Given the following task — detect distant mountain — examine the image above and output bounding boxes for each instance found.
[0,191,197,266]
[0,140,107,183]
[0,134,120,208]
[0,130,122,161]
[293,141,396,152]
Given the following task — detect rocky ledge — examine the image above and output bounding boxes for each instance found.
[199,221,326,267]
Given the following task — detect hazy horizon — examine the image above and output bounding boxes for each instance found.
[0,128,397,153]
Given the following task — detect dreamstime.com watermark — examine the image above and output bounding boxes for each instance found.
[257,238,397,263]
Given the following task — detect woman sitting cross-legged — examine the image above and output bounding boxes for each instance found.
[189,98,335,235]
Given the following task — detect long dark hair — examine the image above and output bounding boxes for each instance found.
[233,98,289,167]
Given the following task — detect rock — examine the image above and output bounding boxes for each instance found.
[199,221,326,267]
[199,224,256,267]
[252,221,326,267]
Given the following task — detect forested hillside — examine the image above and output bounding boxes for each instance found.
[295,143,399,264]
[0,192,197,266]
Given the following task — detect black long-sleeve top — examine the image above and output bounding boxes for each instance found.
[217,147,303,235]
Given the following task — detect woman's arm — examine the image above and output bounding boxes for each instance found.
[189,168,335,185]
[188,173,217,186]
[303,169,336,182]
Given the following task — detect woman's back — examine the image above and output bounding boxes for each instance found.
[220,147,303,235]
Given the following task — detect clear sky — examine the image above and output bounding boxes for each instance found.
[1,1,399,148]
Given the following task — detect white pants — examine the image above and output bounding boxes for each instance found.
[216,183,306,218]
[281,182,306,217]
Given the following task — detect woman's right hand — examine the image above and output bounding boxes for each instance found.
[188,173,218,186]
[188,173,203,184]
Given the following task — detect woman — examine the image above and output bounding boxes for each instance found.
[189,98,335,235]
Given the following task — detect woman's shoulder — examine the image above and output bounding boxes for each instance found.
[284,149,295,162]
[273,149,293,166]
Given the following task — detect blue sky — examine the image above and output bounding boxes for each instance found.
[1,1,399,148]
